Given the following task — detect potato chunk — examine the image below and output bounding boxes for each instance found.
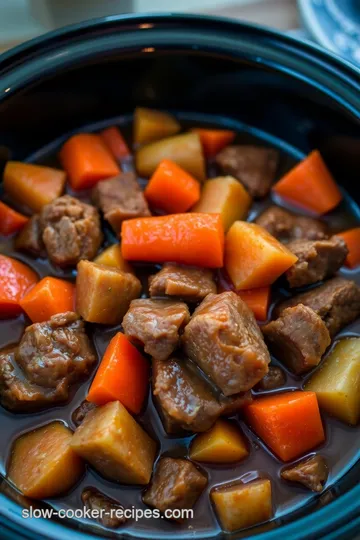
[94,244,133,273]
[305,338,360,425]
[71,401,157,485]
[76,261,141,324]
[134,107,181,145]
[211,479,272,532]
[8,422,84,499]
[193,176,252,231]
[190,419,249,463]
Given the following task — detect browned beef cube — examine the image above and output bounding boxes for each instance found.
[263,305,331,374]
[72,400,97,427]
[92,173,150,233]
[286,236,348,288]
[183,292,270,395]
[281,455,328,492]
[153,357,251,433]
[40,195,103,267]
[149,263,216,302]
[275,277,360,337]
[256,206,328,242]
[81,488,126,528]
[215,145,279,197]
[15,215,45,257]
[123,299,190,360]
[143,457,207,519]
[255,366,286,391]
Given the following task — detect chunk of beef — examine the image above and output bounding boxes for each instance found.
[183,292,270,395]
[275,277,360,337]
[149,263,216,302]
[123,299,190,361]
[286,236,348,288]
[81,488,126,528]
[215,145,279,198]
[263,305,331,374]
[143,457,207,519]
[281,455,328,492]
[256,206,328,242]
[15,215,45,257]
[255,366,286,391]
[92,173,150,233]
[40,195,103,267]
[153,357,251,433]
[72,400,97,427]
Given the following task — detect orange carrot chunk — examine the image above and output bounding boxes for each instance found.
[100,126,131,160]
[336,229,360,269]
[20,277,75,323]
[244,391,325,461]
[0,255,38,319]
[0,201,28,236]
[192,128,235,158]
[238,287,271,322]
[121,213,224,268]
[87,332,149,414]
[144,159,201,214]
[59,133,120,191]
[272,150,342,215]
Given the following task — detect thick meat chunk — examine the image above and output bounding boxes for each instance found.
[123,299,190,361]
[256,206,328,242]
[15,215,45,257]
[153,357,251,433]
[81,488,126,528]
[183,292,271,395]
[276,277,360,337]
[263,305,331,374]
[40,195,103,267]
[92,173,150,233]
[281,455,328,492]
[149,263,216,302]
[216,145,279,198]
[143,457,207,519]
[72,400,97,427]
[286,236,348,288]
[255,366,286,391]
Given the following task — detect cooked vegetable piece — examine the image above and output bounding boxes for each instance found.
[134,107,181,145]
[244,391,325,461]
[60,133,120,191]
[76,260,141,324]
[192,176,252,231]
[8,422,84,499]
[211,479,272,532]
[0,201,28,236]
[336,228,360,268]
[190,419,249,463]
[273,150,342,214]
[192,128,235,158]
[225,221,298,289]
[94,244,133,273]
[3,162,66,212]
[121,213,224,268]
[100,126,130,160]
[71,400,157,485]
[20,277,75,323]
[238,287,271,322]
[0,255,38,318]
[136,132,206,181]
[281,455,328,492]
[149,263,216,302]
[144,159,200,213]
[305,338,360,425]
[87,332,149,414]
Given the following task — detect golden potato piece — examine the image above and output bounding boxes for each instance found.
[8,422,84,499]
[71,401,156,485]
[94,244,134,274]
[193,176,252,231]
[190,419,249,463]
[211,479,272,532]
[134,107,181,145]
[305,338,360,425]
[76,260,141,324]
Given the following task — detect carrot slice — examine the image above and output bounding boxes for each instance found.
[272,150,342,214]
[0,255,38,319]
[244,391,325,461]
[0,201,28,236]
[144,159,201,213]
[238,287,271,322]
[20,277,75,323]
[336,229,360,269]
[121,213,224,268]
[192,128,235,157]
[59,133,120,191]
[100,126,130,160]
[87,332,149,414]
